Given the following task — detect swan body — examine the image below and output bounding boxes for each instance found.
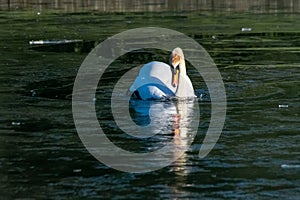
[129,48,195,100]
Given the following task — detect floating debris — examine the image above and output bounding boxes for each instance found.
[30,89,37,97]
[241,27,252,32]
[281,164,300,169]
[29,39,95,53]
[278,104,289,108]
[29,39,82,45]
[11,121,21,126]
[73,169,82,173]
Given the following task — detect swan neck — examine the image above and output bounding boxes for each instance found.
[179,60,186,76]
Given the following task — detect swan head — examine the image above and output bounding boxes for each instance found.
[170,47,185,87]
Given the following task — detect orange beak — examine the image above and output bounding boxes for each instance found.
[172,68,179,87]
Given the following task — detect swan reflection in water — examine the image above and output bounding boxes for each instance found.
[129,98,197,136]
[128,97,199,162]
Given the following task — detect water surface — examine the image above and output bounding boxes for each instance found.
[0,6,299,199]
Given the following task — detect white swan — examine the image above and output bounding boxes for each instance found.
[129,47,195,100]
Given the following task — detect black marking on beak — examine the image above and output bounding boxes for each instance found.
[171,65,179,74]
[172,65,180,87]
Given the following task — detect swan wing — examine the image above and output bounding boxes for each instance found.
[129,61,177,99]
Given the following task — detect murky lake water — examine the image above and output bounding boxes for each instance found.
[0,1,299,199]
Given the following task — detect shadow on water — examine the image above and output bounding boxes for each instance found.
[0,5,299,199]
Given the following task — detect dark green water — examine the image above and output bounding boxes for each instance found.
[0,9,299,199]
